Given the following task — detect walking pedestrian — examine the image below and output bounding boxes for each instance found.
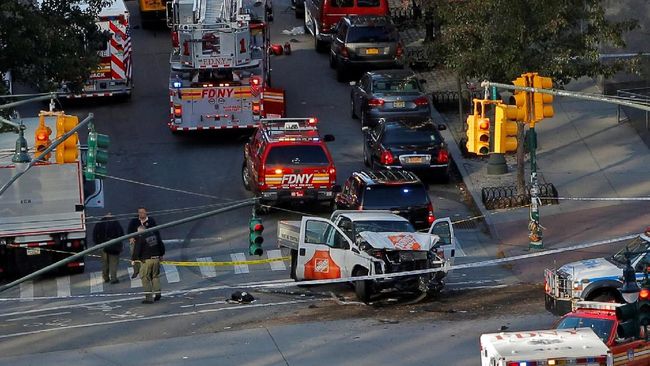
[127,207,162,279]
[132,225,165,304]
[93,213,124,284]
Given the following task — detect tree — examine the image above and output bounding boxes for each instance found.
[424,0,637,194]
[0,0,112,95]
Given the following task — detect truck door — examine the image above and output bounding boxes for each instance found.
[296,217,353,281]
[428,217,457,265]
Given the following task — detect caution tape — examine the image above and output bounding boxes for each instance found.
[161,257,290,267]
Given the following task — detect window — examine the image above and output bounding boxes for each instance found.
[382,123,439,145]
[353,220,414,237]
[372,78,420,93]
[330,0,353,7]
[555,317,614,344]
[357,0,379,6]
[265,145,330,165]
[362,184,428,208]
[431,221,452,246]
[336,22,347,41]
[304,220,347,248]
[347,26,398,43]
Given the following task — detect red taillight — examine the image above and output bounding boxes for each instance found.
[396,42,403,58]
[380,149,394,165]
[437,149,449,163]
[183,41,190,56]
[641,288,650,300]
[340,46,349,58]
[252,102,261,115]
[368,98,384,107]
[414,96,429,106]
[71,240,81,248]
[171,31,179,48]
[174,105,182,118]
[427,202,435,224]
[250,76,261,86]
[307,117,318,125]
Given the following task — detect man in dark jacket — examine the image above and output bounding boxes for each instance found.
[132,225,166,304]
[127,207,162,278]
[93,213,124,284]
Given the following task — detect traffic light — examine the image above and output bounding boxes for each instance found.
[616,301,640,339]
[465,114,490,156]
[511,76,530,123]
[55,114,79,163]
[249,216,264,256]
[85,131,110,180]
[494,104,520,154]
[465,114,477,153]
[34,115,52,161]
[532,75,554,122]
[639,285,650,329]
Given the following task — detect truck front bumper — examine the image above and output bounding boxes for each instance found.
[260,189,334,204]
[545,293,573,316]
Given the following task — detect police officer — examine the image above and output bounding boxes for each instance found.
[132,225,165,304]
[93,213,124,284]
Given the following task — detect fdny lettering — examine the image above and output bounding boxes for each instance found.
[281,174,313,185]
[202,89,234,98]
[493,329,578,341]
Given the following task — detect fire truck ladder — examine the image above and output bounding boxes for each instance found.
[196,0,244,23]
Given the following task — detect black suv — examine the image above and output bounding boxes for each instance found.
[329,16,403,82]
[334,169,434,230]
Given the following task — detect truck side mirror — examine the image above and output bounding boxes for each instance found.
[324,134,335,142]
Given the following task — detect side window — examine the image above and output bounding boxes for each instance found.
[304,220,348,248]
[431,221,452,247]
[337,217,353,240]
[356,0,379,6]
[330,0,353,7]
[342,179,352,195]
[361,76,370,91]
[336,22,347,41]
[635,253,650,272]
[351,178,363,205]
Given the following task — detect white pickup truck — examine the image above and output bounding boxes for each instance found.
[277,210,456,302]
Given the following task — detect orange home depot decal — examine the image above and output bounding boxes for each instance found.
[304,250,341,280]
[387,234,421,250]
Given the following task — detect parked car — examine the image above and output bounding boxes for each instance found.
[350,70,430,127]
[329,16,403,81]
[334,169,435,230]
[304,0,389,52]
[362,117,450,182]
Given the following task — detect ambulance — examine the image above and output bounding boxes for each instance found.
[480,328,613,366]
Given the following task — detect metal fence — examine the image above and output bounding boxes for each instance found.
[481,183,559,210]
[431,90,485,112]
[617,87,650,148]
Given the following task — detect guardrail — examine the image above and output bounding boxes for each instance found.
[481,183,559,210]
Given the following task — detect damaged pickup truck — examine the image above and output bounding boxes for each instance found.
[277,210,456,302]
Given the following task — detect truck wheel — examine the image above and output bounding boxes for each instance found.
[241,162,251,191]
[353,268,372,303]
[290,250,298,280]
[588,289,620,303]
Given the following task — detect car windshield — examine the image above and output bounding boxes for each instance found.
[362,184,428,208]
[353,220,415,237]
[555,316,614,344]
[265,146,330,165]
[347,26,398,43]
[372,78,419,93]
[382,123,439,145]
[611,237,650,264]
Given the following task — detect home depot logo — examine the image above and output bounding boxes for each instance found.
[314,258,329,273]
[303,250,340,280]
[387,234,421,250]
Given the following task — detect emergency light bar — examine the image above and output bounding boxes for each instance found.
[260,117,318,131]
[574,301,622,311]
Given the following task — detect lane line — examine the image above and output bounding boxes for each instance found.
[20,282,33,302]
[89,272,104,294]
[197,257,217,278]
[231,253,249,274]
[180,300,228,308]
[7,311,71,322]
[162,264,180,283]
[127,267,142,288]
[56,276,71,298]
[267,249,286,271]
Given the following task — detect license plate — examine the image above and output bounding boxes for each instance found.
[26,248,41,255]
[393,101,405,108]
[291,191,304,197]
[365,48,379,55]
[407,157,425,164]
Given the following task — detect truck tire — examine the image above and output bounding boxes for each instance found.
[587,289,620,303]
[241,161,251,191]
[290,249,298,280]
[353,268,372,303]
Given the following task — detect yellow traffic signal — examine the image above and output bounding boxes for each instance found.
[465,114,478,153]
[512,76,530,123]
[494,104,519,154]
[532,75,554,121]
[34,115,52,161]
[55,114,79,163]
[475,117,490,155]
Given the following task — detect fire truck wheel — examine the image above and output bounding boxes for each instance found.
[353,268,372,303]
[350,97,357,119]
[241,162,252,191]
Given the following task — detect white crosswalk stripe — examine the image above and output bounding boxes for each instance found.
[162,264,180,283]
[128,267,142,288]
[231,253,249,274]
[197,257,217,278]
[56,276,71,298]
[89,272,104,293]
[267,249,286,271]
[20,281,33,301]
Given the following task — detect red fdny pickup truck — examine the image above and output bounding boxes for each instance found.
[555,301,650,365]
[242,118,337,212]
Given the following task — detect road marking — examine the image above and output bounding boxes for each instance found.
[7,311,71,322]
[162,264,180,283]
[20,282,33,301]
[128,267,142,288]
[197,257,217,278]
[180,300,227,308]
[89,272,104,294]
[267,250,286,271]
[56,276,71,298]
[231,253,249,274]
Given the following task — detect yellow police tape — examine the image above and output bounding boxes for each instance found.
[161,256,290,267]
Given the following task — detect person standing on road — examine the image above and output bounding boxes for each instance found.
[127,207,162,279]
[132,225,165,304]
[93,213,125,284]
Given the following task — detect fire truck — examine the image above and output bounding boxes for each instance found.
[57,0,133,99]
[0,112,90,278]
[167,0,285,132]
[555,301,650,365]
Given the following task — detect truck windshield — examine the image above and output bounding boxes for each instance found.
[361,184,428,208]
[611,237,650,264]
[265,146,330,165]
[555,316,613,344]
[353,220,415,237]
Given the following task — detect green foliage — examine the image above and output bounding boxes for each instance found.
[0,0,113,94]
[423,0,638,85]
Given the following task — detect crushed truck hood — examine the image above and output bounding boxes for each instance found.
[357,231,439,251]
[559,257,621,281]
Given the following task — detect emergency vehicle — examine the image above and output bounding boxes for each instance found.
[242,118,336,210]
[0,112,90,278]
[545,228,650,315]
[167,0,285,132]
[58,0,133,99]
[480,328,613,366]
[139,0,167,26]
[555,301,650,366]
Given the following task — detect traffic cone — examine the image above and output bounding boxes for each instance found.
[283,42,291,55]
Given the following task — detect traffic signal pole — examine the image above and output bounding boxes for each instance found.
[487,85,508,175]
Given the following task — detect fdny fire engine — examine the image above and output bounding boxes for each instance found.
[242,118,337,211]
[167,0,285,132]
